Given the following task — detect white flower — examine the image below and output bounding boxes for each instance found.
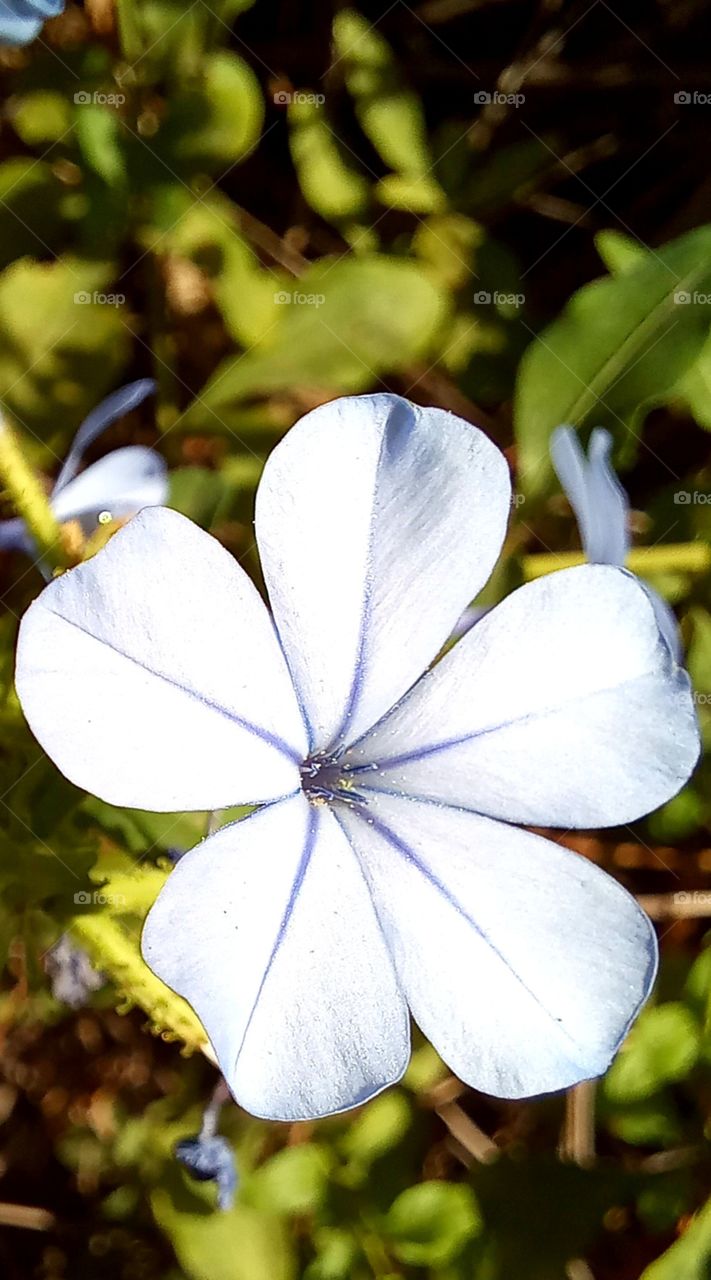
[0,380,167,557]
[15,395,699,1121]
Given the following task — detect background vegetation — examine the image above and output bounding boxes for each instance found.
[0,2,710,1277]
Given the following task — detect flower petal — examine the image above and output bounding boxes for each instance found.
[338,790,657,1099]
[53,379,156,494]
[642,583,682,664]
[0,516,32,553]
[345,565,699,827]
[0,1,43,44]
[16,507,306,810]
[550,426,629,565]
[255,394,510,753]
[51,446,168,523]
[142,793,410,1120]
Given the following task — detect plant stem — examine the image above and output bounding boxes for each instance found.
[0,415,69,574]
[522,542,711,580]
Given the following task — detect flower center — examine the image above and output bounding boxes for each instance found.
[300,755,362,806]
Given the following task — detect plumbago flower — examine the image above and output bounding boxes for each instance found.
[551,425,681,660]
[0,0,63,46]
[0,380,166,559]
[15,396,699,1121]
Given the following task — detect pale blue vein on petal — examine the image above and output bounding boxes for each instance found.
[341,802,583,1075]
[325,397,415,753]
[343,798,658,1075]
[232,804,319,1069]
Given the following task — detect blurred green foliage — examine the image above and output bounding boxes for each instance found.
[0,2,710,1279]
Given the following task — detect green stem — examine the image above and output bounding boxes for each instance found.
[522,542,711,581]
[0,414,69,573]
[115,0,142,65]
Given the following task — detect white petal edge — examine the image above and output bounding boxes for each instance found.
[142,793,411,1120]
[338,790,658,1099]
[345,564,699,827]
[16,507,307,811]
[256,394,511,753]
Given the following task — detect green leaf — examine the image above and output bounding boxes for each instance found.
[685,937,711,1036]
[339,1091,411,1167]
[646,788,705,843]
[84,797,208,857]
[304,1228,358,1280]
[288,96,370,224]
[10,90,72,145]
[594,229,647,275]
[678,330,711,430]
[247,1145,332,1215]
[640,1195,711,1280]
[152,1165,295,1280]
[601,1095,685,1148]
[164,198,281,348]
[0,160,66,270]
[603,1003,702,1103]
[515,224,711,498]
[0,256,130,444]
[384,1182,482,1267]
[158,52,264,171]
[403,1041,448,1094]
[75,104,127,189]
[183,255,447,424]
[332,9,444,213]
[169,467,232,528]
